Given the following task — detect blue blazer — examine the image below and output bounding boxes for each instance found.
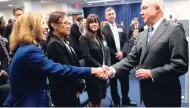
[5,44,91,107]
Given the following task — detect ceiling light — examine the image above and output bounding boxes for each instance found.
[0,0,9,2]
[8,4,13,6]
[88,4,92,5]
[87,0,115,4]
[121,1,125,2]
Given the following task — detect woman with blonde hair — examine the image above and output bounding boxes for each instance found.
[4,13,109,107]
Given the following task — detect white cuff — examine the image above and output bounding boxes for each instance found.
[150,72,154,82]
[110,67,116,78]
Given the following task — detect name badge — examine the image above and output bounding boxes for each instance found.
[103,41,107,46]
[117,28,123,32]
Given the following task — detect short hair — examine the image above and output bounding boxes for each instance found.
[8,19,13,24]
[142,0,164,13]
[13,7,23,15]
[76,15,83,22]
[105,7,114,14]
[10,13,42,53]
[133,17,138,21]
[48,11,67,32]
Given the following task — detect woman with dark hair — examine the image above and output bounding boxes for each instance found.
[79,14,111,107]
[47,11,85,107]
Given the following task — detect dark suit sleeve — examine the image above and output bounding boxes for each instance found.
[70,24,81,39]
[121,26,130,56]
[47,42,69,65]
[151,25,188,83]
[79,36,102,67]
[104,37,111,66]
[3,24,12,39]
[1,52,8,72]
[127,25,132,40]
[112,37,140,76]
[26,47,91,79]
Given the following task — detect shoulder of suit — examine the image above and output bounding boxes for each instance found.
[79,34,88,40]
[102,23,109,29]
[167,20,182,31]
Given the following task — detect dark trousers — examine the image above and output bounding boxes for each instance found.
[110,74,130,105]
[0,84,10,106]
[51,90,80,107]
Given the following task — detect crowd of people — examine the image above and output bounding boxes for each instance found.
[0,0,188,107]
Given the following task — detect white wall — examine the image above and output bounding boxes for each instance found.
[0,9,13,22]
[164,0,189,20]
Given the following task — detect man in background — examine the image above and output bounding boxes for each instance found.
[80,18,86,34]
[4,8,24,40]
[70,15,84,60]
[102,7,136,107]
[173,18,185,33]
[127,17,144,40]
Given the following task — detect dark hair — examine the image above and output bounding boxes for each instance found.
[13,7,23,15]
[8,19,12,24]
[0,16,4,24]
[48,11,66,32]
[85,14,103,40]
[76,15,83,22]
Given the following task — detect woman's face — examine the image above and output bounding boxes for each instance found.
[53,16,70,37]
[39,19,49,41]
[89,21,99,32]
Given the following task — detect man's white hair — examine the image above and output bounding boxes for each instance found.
[142,0,164,13]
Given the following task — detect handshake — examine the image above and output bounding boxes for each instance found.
[91,65,114,80]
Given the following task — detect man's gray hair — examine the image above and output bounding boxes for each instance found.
[142,0,164,13]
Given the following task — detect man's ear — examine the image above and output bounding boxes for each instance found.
[51,22,58,30]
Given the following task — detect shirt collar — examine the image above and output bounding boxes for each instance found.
[108,22,116,27]
[152,17,164,31]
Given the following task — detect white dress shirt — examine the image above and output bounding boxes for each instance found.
[108,22,120,52]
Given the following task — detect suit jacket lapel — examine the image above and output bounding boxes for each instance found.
[141,19,168,63]
[140,29,148,63]
[106,24,115,44]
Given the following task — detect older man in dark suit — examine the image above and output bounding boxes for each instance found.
[106,0,188,107]
[101,7,136,107]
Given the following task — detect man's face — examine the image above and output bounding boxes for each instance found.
[140,2,157,26]
[82,19,86,28]
[14,10,24,20]
[133,19,139,24]
[105,10,116,23]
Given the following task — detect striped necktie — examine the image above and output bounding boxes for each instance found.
[148,26,154,43]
